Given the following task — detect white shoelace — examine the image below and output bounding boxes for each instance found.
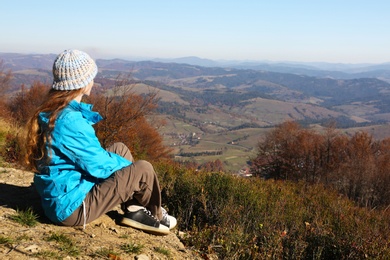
[142,207,157,219]
[128,205,157,220]
[162,207,168,217]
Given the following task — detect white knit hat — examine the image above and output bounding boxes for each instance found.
[52,49,98,91]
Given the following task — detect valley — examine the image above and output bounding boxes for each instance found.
[3,53,390,173]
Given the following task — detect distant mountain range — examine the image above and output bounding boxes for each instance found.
[4,52,390,171]
[3,52,390,127]
[153,56,390,81]
[2,52,390,79]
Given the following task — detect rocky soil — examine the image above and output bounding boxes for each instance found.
[0,166,209,260]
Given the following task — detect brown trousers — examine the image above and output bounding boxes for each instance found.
[60,142,163,226]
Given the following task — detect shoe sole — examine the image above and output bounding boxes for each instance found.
[121,217,170,235]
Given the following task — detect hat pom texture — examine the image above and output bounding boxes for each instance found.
[52,49,98,91]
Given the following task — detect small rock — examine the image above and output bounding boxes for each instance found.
[24,244,39,253]
[135,254,150,260]
[178,247,187,252]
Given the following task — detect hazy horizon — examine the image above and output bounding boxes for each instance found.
[2,51,388,67]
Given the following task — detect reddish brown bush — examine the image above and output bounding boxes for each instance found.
[9,82,50,125]
[251,121,390,208]
[87,76,172,160]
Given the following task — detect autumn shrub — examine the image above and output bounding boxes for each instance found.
[0,119,24,165]
[8,82,50,125]
[1,133,22,163]
[251,121,390,209]
[158,164,390,259]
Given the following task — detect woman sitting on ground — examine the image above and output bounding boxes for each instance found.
[25,49,176,235]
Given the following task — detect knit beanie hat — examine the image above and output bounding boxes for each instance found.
[52,49,98,91]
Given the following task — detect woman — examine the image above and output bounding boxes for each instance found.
[25,49,175,235]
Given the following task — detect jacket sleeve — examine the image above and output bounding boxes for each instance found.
[53,112,132,179]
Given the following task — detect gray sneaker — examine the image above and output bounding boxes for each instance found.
[121,207,169,235]
[160,207,177,230]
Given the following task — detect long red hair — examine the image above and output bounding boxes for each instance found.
[25,88,84,171]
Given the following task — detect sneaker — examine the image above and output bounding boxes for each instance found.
[121,207,169,235]
[160,207,177,230]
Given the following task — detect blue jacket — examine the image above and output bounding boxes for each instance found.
[34,100,132,223]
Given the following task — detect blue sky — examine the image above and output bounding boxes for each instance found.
[1,0,390,63]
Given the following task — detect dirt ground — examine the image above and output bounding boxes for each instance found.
[0,166,211,260]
